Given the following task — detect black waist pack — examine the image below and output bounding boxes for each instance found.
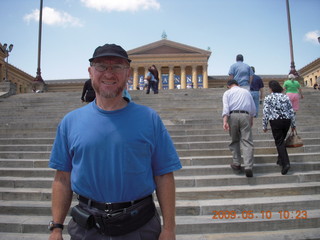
[71,196,156,236]
[70,205,95,229]
[95,196,156,236]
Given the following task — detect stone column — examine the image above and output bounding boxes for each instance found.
[144,66,148,78]
[133,67,138,90]
[181,65,186,89]
[169,65,174,89]
[203,64,208,88]
[192,65,198,89]
[157,66,162,90]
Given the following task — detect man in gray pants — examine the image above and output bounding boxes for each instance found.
[222,80,256,177]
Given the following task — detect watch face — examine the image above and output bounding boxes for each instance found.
[48,221,54,230]
[48,221,63,231]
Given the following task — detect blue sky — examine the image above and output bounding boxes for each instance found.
[1,0,319,81]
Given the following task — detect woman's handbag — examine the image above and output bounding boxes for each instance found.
[285,129,303,148]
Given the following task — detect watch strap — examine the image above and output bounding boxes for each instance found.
[48,221,64,231]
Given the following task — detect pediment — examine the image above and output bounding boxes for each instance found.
[136,45,195,55]
[128,39,211,57]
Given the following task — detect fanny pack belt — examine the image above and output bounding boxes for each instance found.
[72,194,156,236]
[78,194,152,212]
[230,110,249,114]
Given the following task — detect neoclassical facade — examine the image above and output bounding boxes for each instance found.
[298,58,320,87]
[0,43,34,94]
[127,39,211,90]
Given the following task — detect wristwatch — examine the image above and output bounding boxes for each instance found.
[48,221,64,231]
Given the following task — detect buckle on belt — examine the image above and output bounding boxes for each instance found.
[105,202,113,212]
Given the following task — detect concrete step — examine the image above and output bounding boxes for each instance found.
[0,141,319,154]
[174,138,319,149]
[176,228,320,240]
[167,127,320,136]
[0,145,52,151]
[1,194,319,217]
[1,145,318,159]
[177,146,318,157]
[0,159,48,168]
[0,138,54,145]
[1,152,318,170]
[1,181,319,201]
[1,170,319,189]
[1,138,317,152]
[180,152,320,165]
[0,161,319,179]
[169,131,320,139]
[0,132,56,138]
[174,209,320,235]
[175,182,320,200]
[0,215,71,234]
[0,210,319,235]
[177,162,320,176]
[0,152,51,159]
[175,171,320,187]
[0,233,70,240]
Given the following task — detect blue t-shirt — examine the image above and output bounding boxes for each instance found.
[228,61,253,86]
[49,101,181,202]
[250,74,264,91]
[147,72,157,82]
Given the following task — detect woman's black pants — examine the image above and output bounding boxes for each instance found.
[269,119,291,166]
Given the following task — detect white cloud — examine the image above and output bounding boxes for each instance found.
[304,30,320,44]
[80,0,160,12]
[24,7,83,27]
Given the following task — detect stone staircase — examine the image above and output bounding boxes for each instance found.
[0,88,319,240]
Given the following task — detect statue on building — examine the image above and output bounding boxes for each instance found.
[161,31,167,39]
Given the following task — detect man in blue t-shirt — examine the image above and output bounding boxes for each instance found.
[228,54,253,91]
[146,65,159,94]
[250,66,264,117]
[48,44,182,240]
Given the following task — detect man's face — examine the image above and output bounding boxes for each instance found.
[88,57,131,99]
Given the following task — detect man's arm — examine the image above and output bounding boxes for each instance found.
[155,172,176,240]
[49,170,73,240]
[299,87,304,99]
[223,115,229,131]
[81,82,88,101]
[259,87,264,103]
[249,75,253,85]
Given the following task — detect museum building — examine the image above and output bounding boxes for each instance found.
[127,38,211,90]
[1,39,319,95]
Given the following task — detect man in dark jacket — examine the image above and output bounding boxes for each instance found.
[81,79,96,103]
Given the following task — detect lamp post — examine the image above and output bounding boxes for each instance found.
[1,43,14,82]
[285,0,298,76]
[34,0,44,82]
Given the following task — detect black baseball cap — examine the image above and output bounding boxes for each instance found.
[89,44,131,63]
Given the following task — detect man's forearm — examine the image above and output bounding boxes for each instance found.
[155,172,176,232]
[51,170,73,224]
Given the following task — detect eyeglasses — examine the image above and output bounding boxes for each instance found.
[91,63,129,73]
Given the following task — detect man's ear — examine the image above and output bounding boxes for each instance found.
[88,67,93,79]
[126,67,132,78]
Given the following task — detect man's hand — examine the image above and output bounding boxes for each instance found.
[49,228,63,240]
[223,122,229,131]
[223,115,229,131]
[159,227,176,240]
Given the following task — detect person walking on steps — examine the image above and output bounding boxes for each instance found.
[263,80,296,175]
[222,80,256,178]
